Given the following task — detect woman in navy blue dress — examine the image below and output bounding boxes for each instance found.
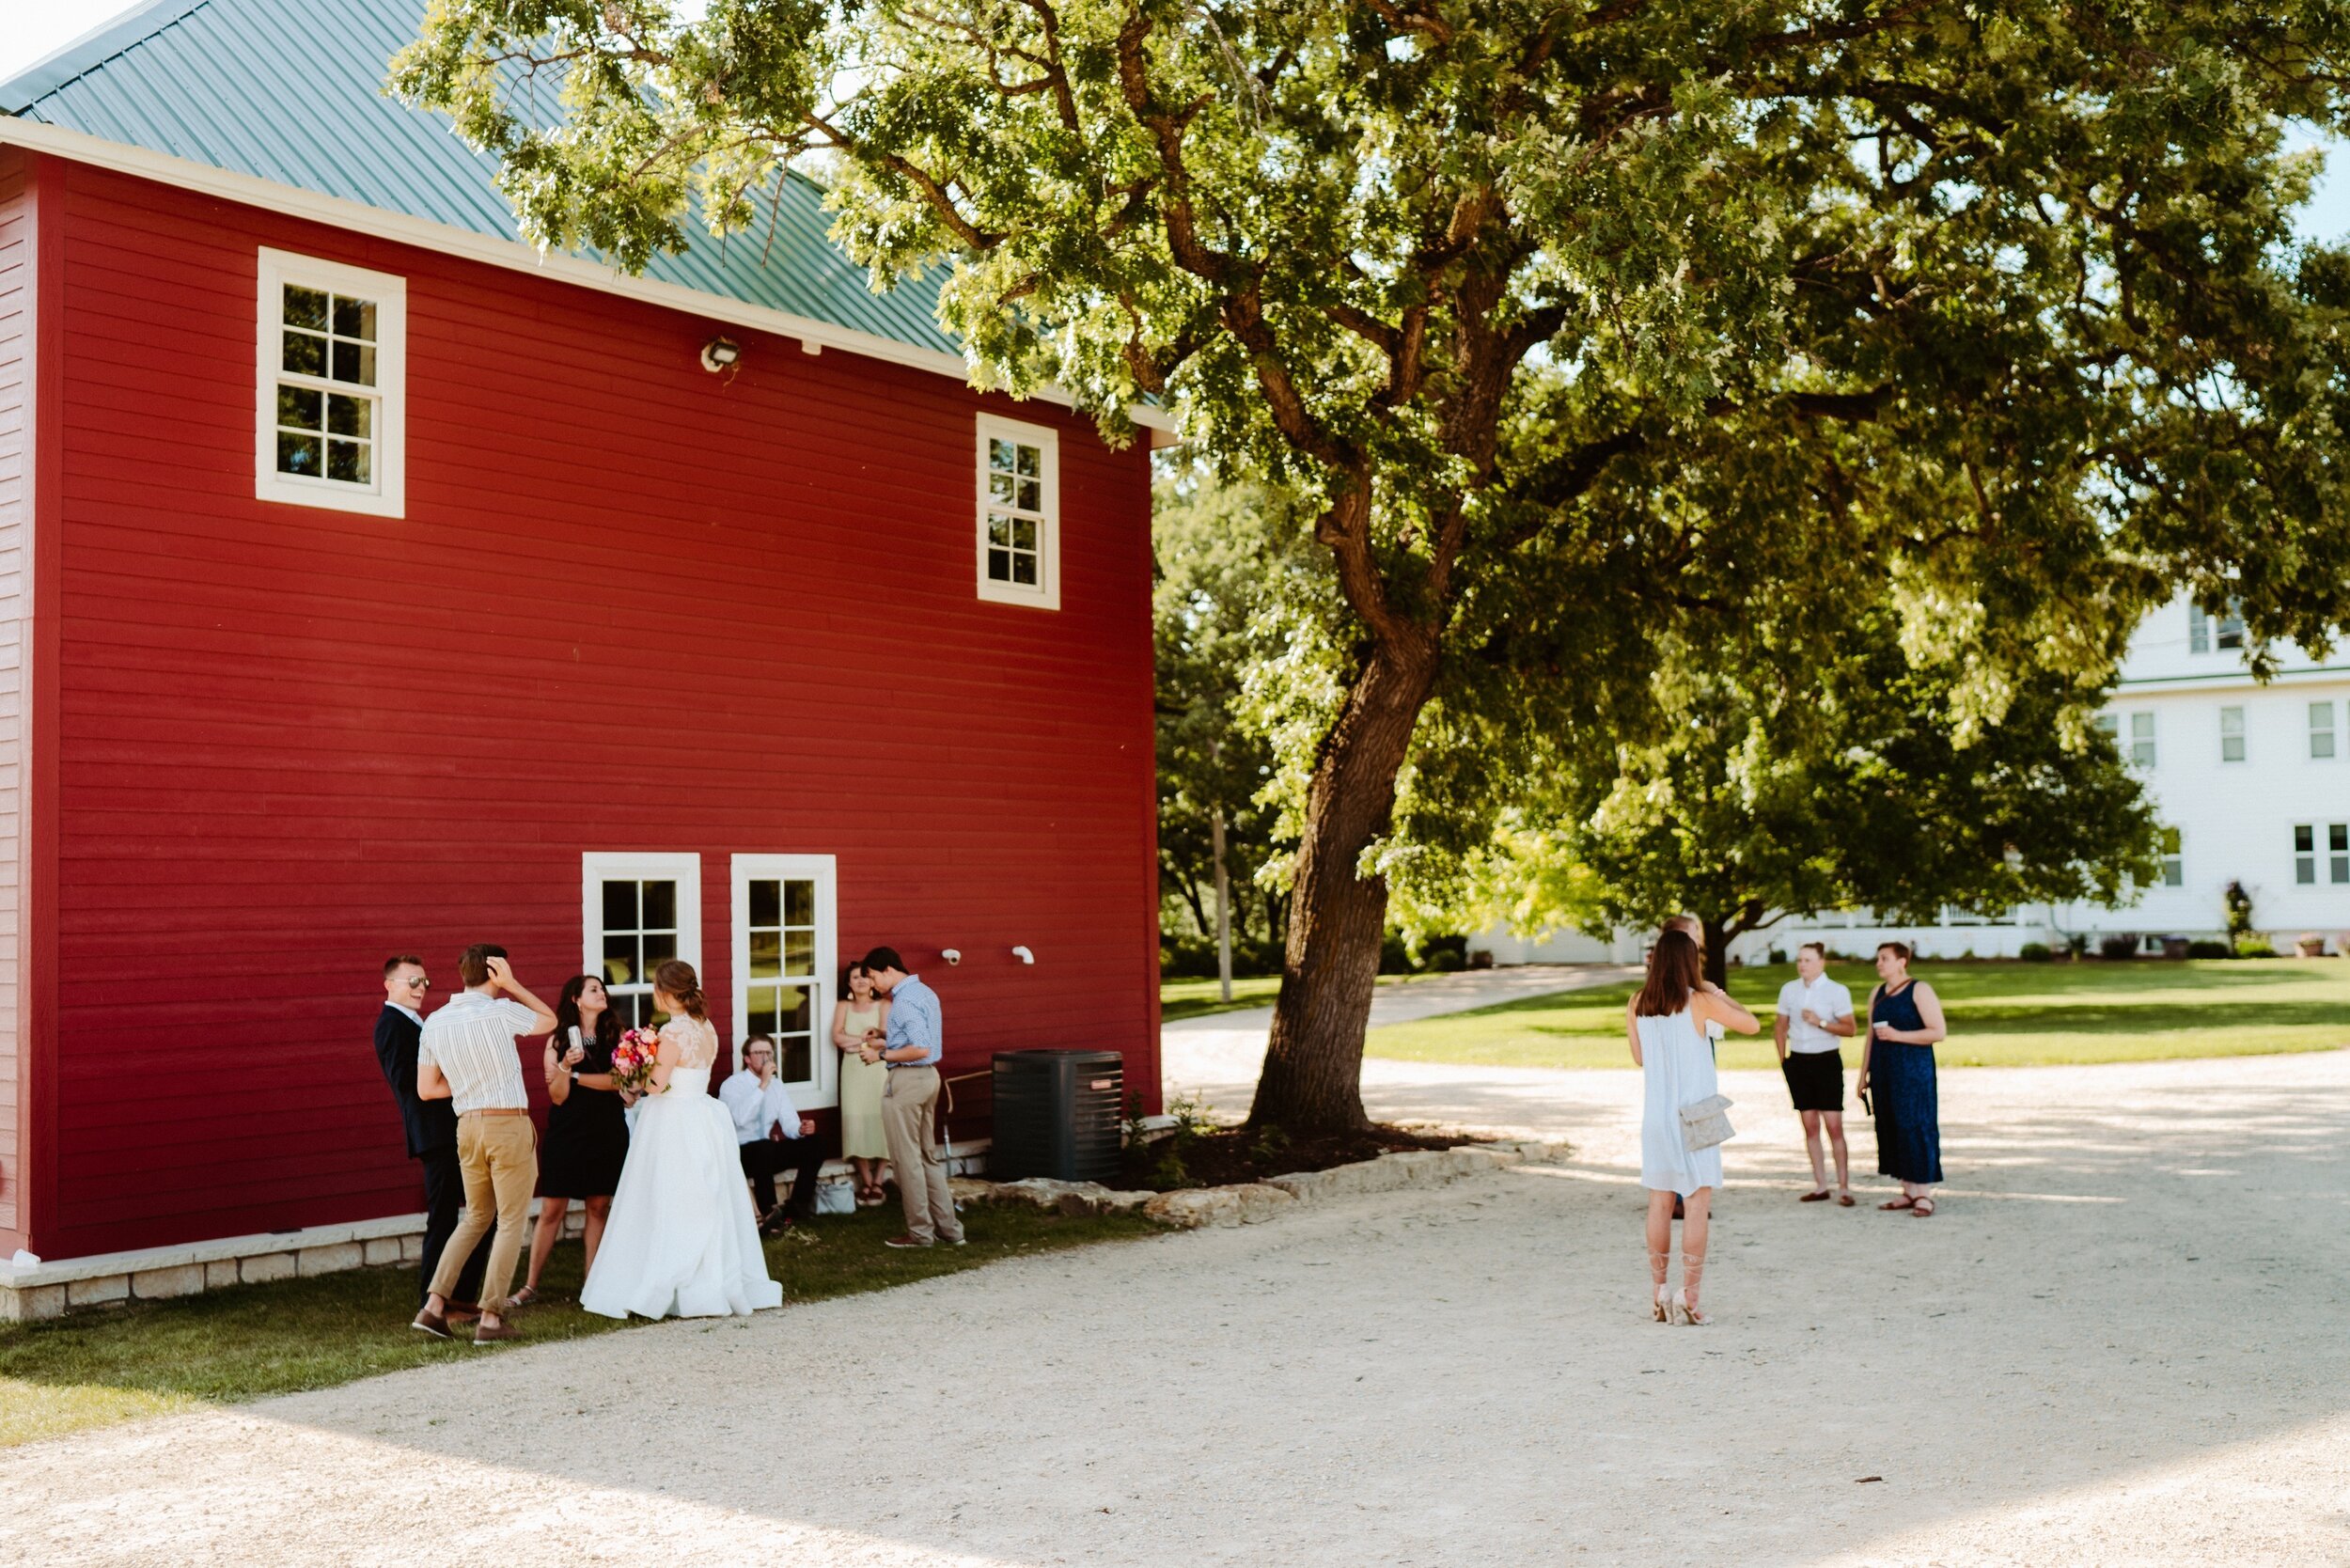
[1857,941,1948,1216]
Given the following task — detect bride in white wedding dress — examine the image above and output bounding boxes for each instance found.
[581,960,782,1320]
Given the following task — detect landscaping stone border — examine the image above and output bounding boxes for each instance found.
[4,1145,996,1322]
[954,1137,1572,1231]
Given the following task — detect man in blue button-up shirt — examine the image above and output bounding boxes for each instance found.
[858,947,965,1247]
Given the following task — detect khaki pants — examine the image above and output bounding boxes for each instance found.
[881,1066,963,1244]
[429,1112,538,1314]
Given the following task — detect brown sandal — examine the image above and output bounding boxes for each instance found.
[1877,1197,1916,1211]
[507,1285,540,1309]
[1799,1189,1833,1202]
[1910,1198,1936,1217]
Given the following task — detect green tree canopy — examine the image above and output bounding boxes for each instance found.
[398,0,2350,1130]
[1441,608,2164,984]
[1152,457,1295,963]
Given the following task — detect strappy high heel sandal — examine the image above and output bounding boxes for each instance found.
[1674,1255,1711,1325]
[1649,1251,1672,1322]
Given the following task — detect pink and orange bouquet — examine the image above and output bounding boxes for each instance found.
[610,1027,661,1095]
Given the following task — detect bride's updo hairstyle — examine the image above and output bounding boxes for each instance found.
[652,958,708,1021]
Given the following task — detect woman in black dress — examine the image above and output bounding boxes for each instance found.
[515,974,631,1304]
[1857,941,1949,1216]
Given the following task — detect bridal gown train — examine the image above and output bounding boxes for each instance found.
[580,1016,783,1320]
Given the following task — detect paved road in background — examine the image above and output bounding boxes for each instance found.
[1162,963,1632,1118]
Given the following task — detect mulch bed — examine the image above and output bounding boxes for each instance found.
[1127,1122,1488,1192]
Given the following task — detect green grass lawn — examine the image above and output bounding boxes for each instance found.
[1363,957,2350,1071]
[0,1200,1155,1450]
[1161,974,1287,1020]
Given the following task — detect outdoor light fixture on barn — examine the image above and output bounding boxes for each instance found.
[698,335,741,372]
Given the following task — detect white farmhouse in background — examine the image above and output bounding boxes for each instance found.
[1478,596,2350,964]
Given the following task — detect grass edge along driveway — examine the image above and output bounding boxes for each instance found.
[0,1202,1156,1451]
[1363,957,2350,1071]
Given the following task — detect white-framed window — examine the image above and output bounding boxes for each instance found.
[2293,824,2350,886]
[2311,701,2338,760]
[2188,602,2245,653]
[254,249,404,517]
[582,853,702,1030]
[2158,827,2184,887]
[975,414,1060,610]
[2219,705,2246,763]
[730,855,838,1109]
[2126,712,2155,768]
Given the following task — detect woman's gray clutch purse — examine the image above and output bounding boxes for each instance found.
[1679,1094,1735,1152]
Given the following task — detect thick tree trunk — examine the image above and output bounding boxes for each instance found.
[1249,635,1440,1133]
[1700,917,1731,989]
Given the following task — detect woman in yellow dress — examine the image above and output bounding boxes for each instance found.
[830,962,892,1205]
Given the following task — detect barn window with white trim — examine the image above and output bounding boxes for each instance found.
[255,249,405,517]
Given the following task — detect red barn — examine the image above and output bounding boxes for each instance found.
[0,0,1164,1299]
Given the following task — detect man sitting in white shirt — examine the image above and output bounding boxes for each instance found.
[1775,942,1857,1205]
[719,1034,825,1233]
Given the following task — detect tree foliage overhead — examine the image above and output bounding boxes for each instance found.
[396,0,2350,1128]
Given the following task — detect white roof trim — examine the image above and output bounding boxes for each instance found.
[0,115,1177,436]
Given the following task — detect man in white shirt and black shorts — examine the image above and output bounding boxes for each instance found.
[1775,941,1856,1205]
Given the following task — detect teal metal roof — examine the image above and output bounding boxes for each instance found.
[0,0,956,357]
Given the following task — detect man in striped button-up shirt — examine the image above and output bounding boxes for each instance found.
[413,945,556,1343]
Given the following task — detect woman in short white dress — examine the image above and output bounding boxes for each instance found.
[1627,926,1759,1325]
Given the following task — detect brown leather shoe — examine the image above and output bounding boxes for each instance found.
[882,1233,932,1249]
[472,1319,522,1344]
[411,1308,451,1340]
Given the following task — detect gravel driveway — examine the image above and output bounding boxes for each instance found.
[0,1049,2343,1565]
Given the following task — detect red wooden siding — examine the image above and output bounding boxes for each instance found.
[0,151,28,1247]
[38,158,1159,1261]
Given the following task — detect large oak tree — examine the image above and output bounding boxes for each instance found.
[399,0,2350,1131]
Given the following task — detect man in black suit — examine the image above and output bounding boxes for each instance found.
[373,955,489,1313]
